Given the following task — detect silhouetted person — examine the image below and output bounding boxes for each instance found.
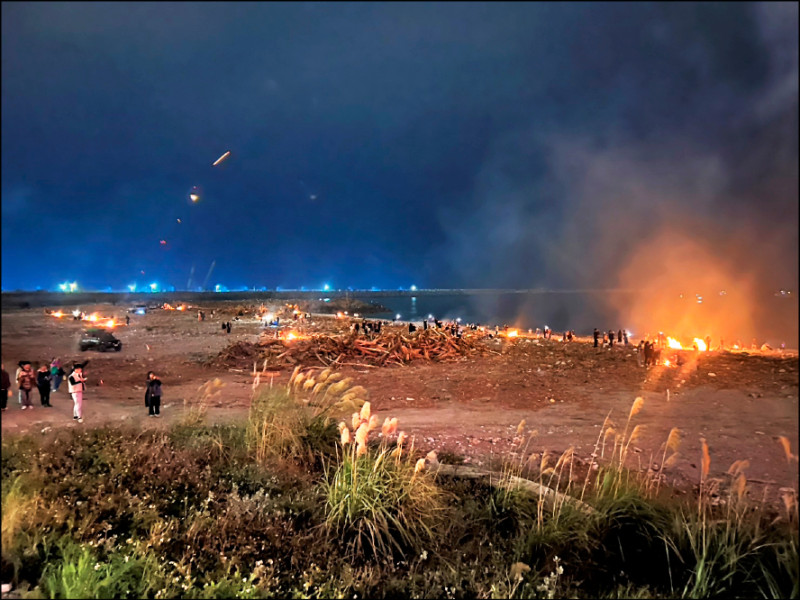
[644,341,653,366]
[705,335,712,351]
[617,330,622,343]
[226,322,232,334]
[408,323,416,333]
[608,330,615,347]
[623,330,629,345]
[593,328,600,348]
[36,365,52,407]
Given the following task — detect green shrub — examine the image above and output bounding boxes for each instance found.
[246,368,364,468]
[323,404,446,559]
[39,541,162,599]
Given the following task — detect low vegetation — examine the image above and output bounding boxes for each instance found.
[2,377,797,599]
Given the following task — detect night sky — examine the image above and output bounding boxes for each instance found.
[2,2,797,292]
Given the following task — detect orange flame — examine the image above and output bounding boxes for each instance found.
[667,337,683,350]
[507,329,519,338]
[693,338,707,352]
[51,311,64,318]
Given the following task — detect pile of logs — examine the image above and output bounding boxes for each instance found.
[209,341,261,366]
[244,328,486,369]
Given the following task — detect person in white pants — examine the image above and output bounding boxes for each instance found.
[67,363,87,423]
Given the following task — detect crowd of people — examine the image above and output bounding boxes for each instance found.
[1,358,86,422]
[1,358,164,424]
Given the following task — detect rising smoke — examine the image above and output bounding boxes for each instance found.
[437,2,798,345]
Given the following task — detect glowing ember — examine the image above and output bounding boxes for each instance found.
[667,337,683,350]
[212,150,231,166]
[693,338,707,352]
[336,312,345,319]
[104,319,115,328]
[285,332,297,341]
[177,305,186,311]
[86,313,99,322]
[51,311,64,318]
[507,329,519,338]
[664,359,671,367]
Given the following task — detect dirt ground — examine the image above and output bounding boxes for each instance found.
[2,301,798,502]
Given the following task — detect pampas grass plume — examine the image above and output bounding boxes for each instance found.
[360,401,371,422]
[629,396,645,419]
[701,438,711,480]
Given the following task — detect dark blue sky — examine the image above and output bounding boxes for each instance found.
[2,2,797,292]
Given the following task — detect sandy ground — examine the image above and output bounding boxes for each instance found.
[2,302,798,501]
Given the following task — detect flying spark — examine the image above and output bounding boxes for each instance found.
[212,151,231,166]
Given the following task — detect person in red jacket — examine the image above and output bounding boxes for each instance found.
[17,362,36,410]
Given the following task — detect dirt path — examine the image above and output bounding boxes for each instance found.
[3,304,798,500]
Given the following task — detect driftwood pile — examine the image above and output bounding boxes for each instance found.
[214,329,485,369]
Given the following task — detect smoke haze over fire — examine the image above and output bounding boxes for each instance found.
[435,2,798,344]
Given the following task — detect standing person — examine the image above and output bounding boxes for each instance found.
[145,371,153,415]
[608,330,615,347]
[593,328,600,348]
[37,364,52,407]
[68,363,87,423]
[14,363,23,404]
[50,358,65,392]
[623,330,629,345]
[147,371,162,417]
[226,321,231,334]
[1,363,10,411]
[617,330,623,343]
[17,362,36,410]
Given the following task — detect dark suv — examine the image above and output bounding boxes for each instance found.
[79,328,122,352]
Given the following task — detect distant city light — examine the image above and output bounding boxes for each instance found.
[58,283,67,292]
[427,314,433,319]
[69,282,77,292]
[215,284,221,292]
[456,318,462,323]
[395,313,402,320]
[150,283,158,292]
[410,285,417,291]
[128,284,136,292]
[323,283,330,291]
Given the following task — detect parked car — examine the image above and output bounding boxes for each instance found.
[79,328,122,352]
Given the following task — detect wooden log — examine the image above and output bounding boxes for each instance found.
[433,464,594,515]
